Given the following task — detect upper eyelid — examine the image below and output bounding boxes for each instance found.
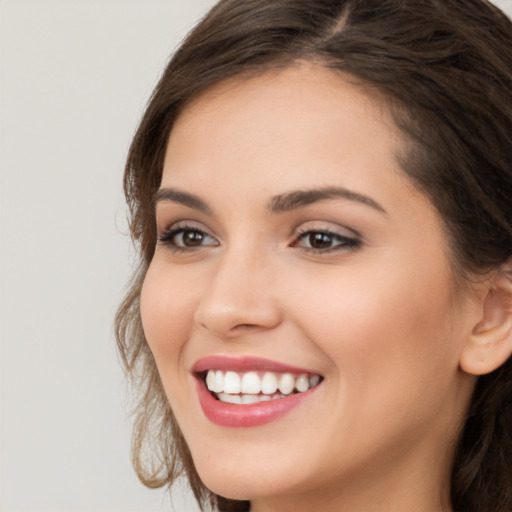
[159,224,216,239]
[295,228,355,239]
[292,221,361,239]
[293,228,359,244]
[155,198,364,230]
[158,219,210,234]
[157,219,362,244]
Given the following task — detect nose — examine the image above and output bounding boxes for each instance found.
[194,246,282,338]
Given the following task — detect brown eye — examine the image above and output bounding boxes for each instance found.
[180,230,206,247]
[158,226,219,250]
[307,232,335,249]
[293,229,361,253]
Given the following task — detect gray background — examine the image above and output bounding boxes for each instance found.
[1,0,511,510]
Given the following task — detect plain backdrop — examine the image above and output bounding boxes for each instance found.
[1,1,511,511]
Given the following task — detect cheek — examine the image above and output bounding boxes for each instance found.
[139,261,206,436]
[139,261,197,365]
[288,254,461,405]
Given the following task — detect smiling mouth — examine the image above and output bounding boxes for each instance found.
[204,369,323,404]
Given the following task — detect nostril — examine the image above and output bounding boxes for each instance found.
[233,323,261,331]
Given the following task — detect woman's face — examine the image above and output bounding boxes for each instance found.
[141,65,477,510]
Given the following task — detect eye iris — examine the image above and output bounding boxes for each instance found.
[309,232,333,249]
[182,230,204,247]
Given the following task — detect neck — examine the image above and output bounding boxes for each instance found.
[250,472,453,512]
[249,429,455,512]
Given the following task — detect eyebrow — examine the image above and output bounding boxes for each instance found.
[153,185,386,215]
[153,187,212,214]
[268,187,387,214]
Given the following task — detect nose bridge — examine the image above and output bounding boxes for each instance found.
[194,237,280,337]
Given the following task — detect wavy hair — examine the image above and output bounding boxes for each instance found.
[115,1,512,510]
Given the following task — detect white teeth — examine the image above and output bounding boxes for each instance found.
[206,370,216,391]
[261,372,278,394]
[213,370,224,393]
[217,393,274,404]
[217,393,241,404]
[241,371,261,394]
[295,374,310,393]
[205,369,322,397]
[223,371,241,394]
[278,373,295,395]
[241,394,261,404]
[309,375,320,387]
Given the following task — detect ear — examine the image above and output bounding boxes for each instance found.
[460,265,512,376]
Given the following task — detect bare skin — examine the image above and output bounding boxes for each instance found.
[139,64,502,512]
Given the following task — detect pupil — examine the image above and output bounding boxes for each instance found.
[309,232,332,249]
[184,231,203,246]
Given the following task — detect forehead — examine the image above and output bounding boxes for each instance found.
[171,63,398,145]
[162,63,412,204]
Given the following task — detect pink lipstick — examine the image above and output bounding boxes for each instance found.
[193,356,322,427]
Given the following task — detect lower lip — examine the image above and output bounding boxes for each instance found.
[196,378,320,427]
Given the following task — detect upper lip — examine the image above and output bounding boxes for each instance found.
[192,355,321,375]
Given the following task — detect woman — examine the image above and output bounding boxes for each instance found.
[115,1,512,511]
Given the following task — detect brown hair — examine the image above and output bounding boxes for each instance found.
[115,1,512,510]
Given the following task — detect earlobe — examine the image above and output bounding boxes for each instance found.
[460,268,512,376]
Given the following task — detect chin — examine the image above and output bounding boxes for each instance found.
[190,448,301,502]
[202,475,285,503]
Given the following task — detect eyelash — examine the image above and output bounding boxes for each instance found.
[291,227,361,253]
[157,225,217,253]
[157,224,361,254]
